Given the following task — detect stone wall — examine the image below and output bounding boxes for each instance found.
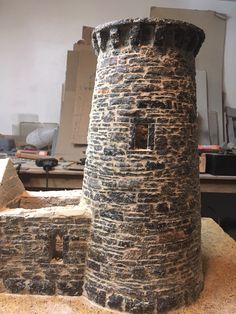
[82,18,205,313]
[19,189,83,209]
[0,159,91,297]
[0,206,91,295]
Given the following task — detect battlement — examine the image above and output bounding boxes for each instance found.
[92,18,205,57]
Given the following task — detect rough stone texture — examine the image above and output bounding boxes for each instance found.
[0,162,88,297]
[82,18,205,313]
[0,218,235,314]
[0,205,91,296]
[19,190,83,209]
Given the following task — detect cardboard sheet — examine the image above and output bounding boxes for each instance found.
[55,26,96,161]
[55,51,85,161]
[71,47,97,144]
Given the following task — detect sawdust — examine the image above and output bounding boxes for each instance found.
[0,218,235,314]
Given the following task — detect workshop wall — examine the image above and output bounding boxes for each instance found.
[0,0,235,134]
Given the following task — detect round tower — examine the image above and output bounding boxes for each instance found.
[82,18,205,313]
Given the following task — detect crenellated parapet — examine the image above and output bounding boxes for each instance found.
[92,18,205,57]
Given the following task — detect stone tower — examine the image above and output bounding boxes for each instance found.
[82,18,205,313]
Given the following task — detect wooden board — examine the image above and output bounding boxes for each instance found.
[55,51,86,161]
[71,26,97,145]
[55,26,96,160]
[71,47,97,144]
[0,159,25,208]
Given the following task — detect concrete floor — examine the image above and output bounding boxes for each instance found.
[0,218,235,314]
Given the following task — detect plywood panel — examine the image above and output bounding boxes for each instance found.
[71,48,97,144]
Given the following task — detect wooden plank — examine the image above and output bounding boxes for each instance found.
[200,180,236,193]
[200,174,236,193]
[0,159,25,208]
[71,28,97,145]
[71,48,97,144]
[55,51,82,161]
[200,174,236,180]
[19,173,83,190]
[55,65,86,161]
[55,28,96,160]
[82,26,94,44]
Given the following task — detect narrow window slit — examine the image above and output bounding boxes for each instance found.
[133,124,148,149]
[51,234,63,261]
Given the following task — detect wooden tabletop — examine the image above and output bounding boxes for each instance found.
[200,174,236,193]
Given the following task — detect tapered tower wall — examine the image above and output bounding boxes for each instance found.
[82,18,205,313]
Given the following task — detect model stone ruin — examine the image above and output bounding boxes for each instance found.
[0,18,205,313]
[0,159,90,295]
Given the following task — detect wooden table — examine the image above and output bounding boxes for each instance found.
[17,160,84,190]
[200,174,236,193]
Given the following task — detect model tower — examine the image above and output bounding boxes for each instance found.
[82,18,205,313]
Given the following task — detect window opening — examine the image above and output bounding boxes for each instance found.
[133,124,148,149]
[51,234,63,261]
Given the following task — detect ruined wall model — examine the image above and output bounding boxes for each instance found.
[0,207,91,295]
[82,18,205,313]
[0,163,91,297]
